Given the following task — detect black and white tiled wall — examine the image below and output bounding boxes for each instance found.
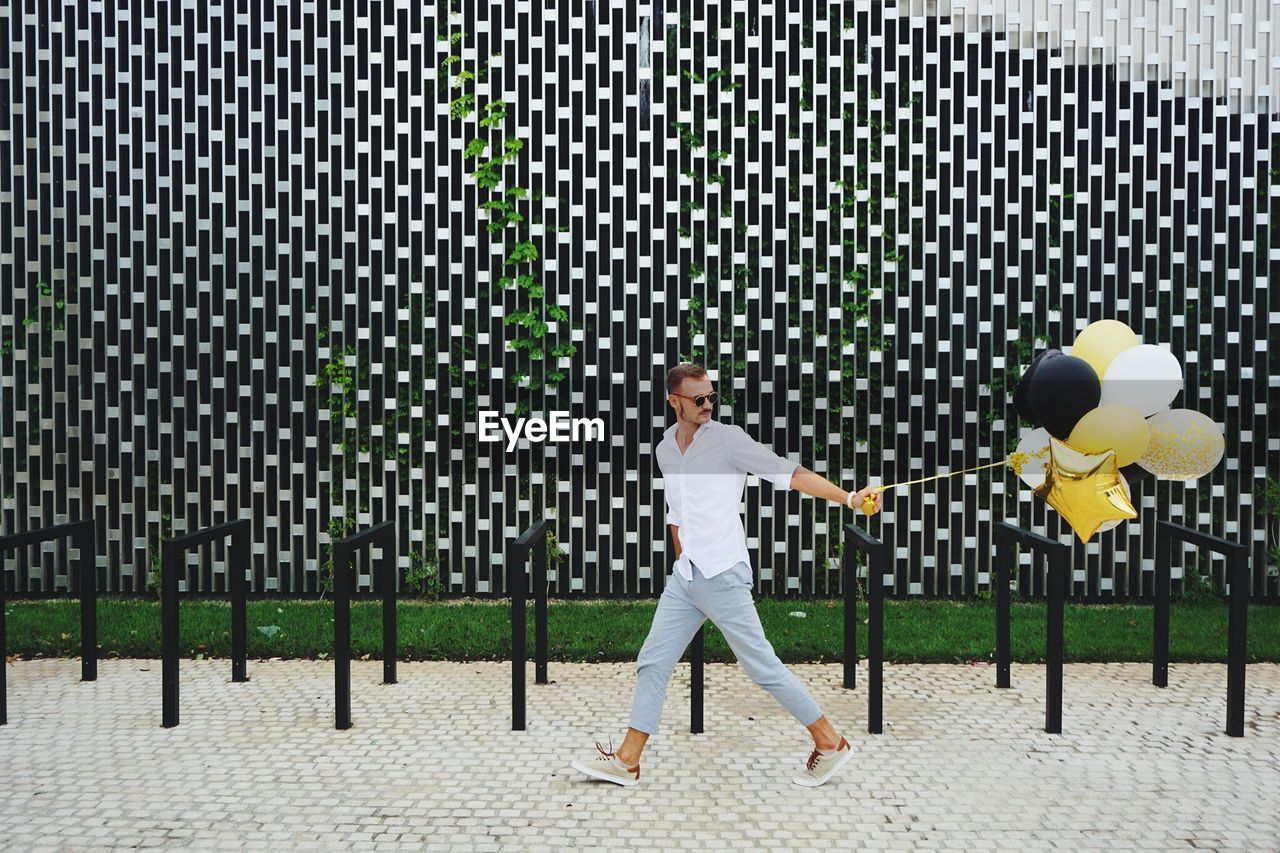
[2,2,1276,599]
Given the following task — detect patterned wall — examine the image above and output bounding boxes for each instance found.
[2,1,1277,600]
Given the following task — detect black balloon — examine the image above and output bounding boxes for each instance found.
[1012,348,1062,426]
[1028,354,1102,439]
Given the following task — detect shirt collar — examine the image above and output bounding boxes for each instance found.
[663,418,716,446]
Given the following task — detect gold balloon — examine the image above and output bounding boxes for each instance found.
[1067,403,1152,467]
[1095,473,1134,536]
[1071,320,1140,379]
[1034,436,1138,543]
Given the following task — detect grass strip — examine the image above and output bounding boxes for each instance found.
[4,598,1278,664]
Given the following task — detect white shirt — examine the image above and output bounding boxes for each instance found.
[655,418,801,582]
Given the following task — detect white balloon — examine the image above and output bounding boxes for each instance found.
[1015,427,1052,490]
[1136,408,1226,480]
[1099,344,1184,416]
[1095,474,1134,535]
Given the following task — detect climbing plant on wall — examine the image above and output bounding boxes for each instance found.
[305,5,592,592]
[436,10,578,409]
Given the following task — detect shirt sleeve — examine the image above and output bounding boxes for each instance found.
[657,453,683,526]
[726,425,801,490]
[664,481,683,526]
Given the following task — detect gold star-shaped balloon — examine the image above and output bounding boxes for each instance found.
[1033,436,1138,543]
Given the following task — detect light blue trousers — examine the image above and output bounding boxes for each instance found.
[628,559,824,735]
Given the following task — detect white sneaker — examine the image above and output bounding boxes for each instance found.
[792,735,853,787]
[570,739,641,787]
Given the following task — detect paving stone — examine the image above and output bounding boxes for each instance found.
[0,659,1277,850]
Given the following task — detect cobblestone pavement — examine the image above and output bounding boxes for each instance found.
[1,659,1277,851]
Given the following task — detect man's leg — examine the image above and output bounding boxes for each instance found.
[618,572,707,765]
[701,563,860,783]
[699,563,831,743]
[705,571,855,788]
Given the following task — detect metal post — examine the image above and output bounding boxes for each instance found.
[842,522,888,731]
[690,625,704,734]
[154,520,253,728]
[1155,521,1252,737]
[334,543,352,730]
[231,528,248,684]
[1045,548,1066,734]
[161,541,180,728]
[328,520,395,728]
[1226,549,1248,737]
[78,521,98,682]
[511,539,527,731]
[993,523,1071,730]
[868,541,884,735]
[382,548,397,686]
[995,534,1011,689]
[1,519,102,721]
[842,538,856,690]
[1153,525,1170,687]
[534,532,548,685]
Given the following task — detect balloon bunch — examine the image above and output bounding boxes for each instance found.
[1010,319,1226,543]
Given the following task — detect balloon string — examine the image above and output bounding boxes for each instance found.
[870,447,1049,495]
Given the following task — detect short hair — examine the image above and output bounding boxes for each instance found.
[666,362,708,395]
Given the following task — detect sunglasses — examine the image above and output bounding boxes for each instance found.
[671,391,719,407]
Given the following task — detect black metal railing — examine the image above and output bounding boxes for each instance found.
[993,522,1071,734]
[333,520,398,730]
[0,519,98,725]
[161,520,251,728]
[843,522,887,734]
[1154,520,1251,737]
[509,520,549,731]
[689,624,705,734]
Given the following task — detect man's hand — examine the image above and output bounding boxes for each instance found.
[848,484,883,515]
[789,467,883,515]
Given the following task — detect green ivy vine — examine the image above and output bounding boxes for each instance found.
[437,12,578,403]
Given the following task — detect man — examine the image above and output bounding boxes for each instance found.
[570,362,882,788]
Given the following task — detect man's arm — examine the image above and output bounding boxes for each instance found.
[660,454,684,554]
[724,425,881,513]
[790,465,881,513]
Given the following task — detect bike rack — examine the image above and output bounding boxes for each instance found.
[509,519,549,731]
[333,519,398,730]
[690,624,705,734]
[1154,520,1250,737]
[161,519,251,728]
[843,522,887,734]
[993,522,1071,734]
[0,519,98,725]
